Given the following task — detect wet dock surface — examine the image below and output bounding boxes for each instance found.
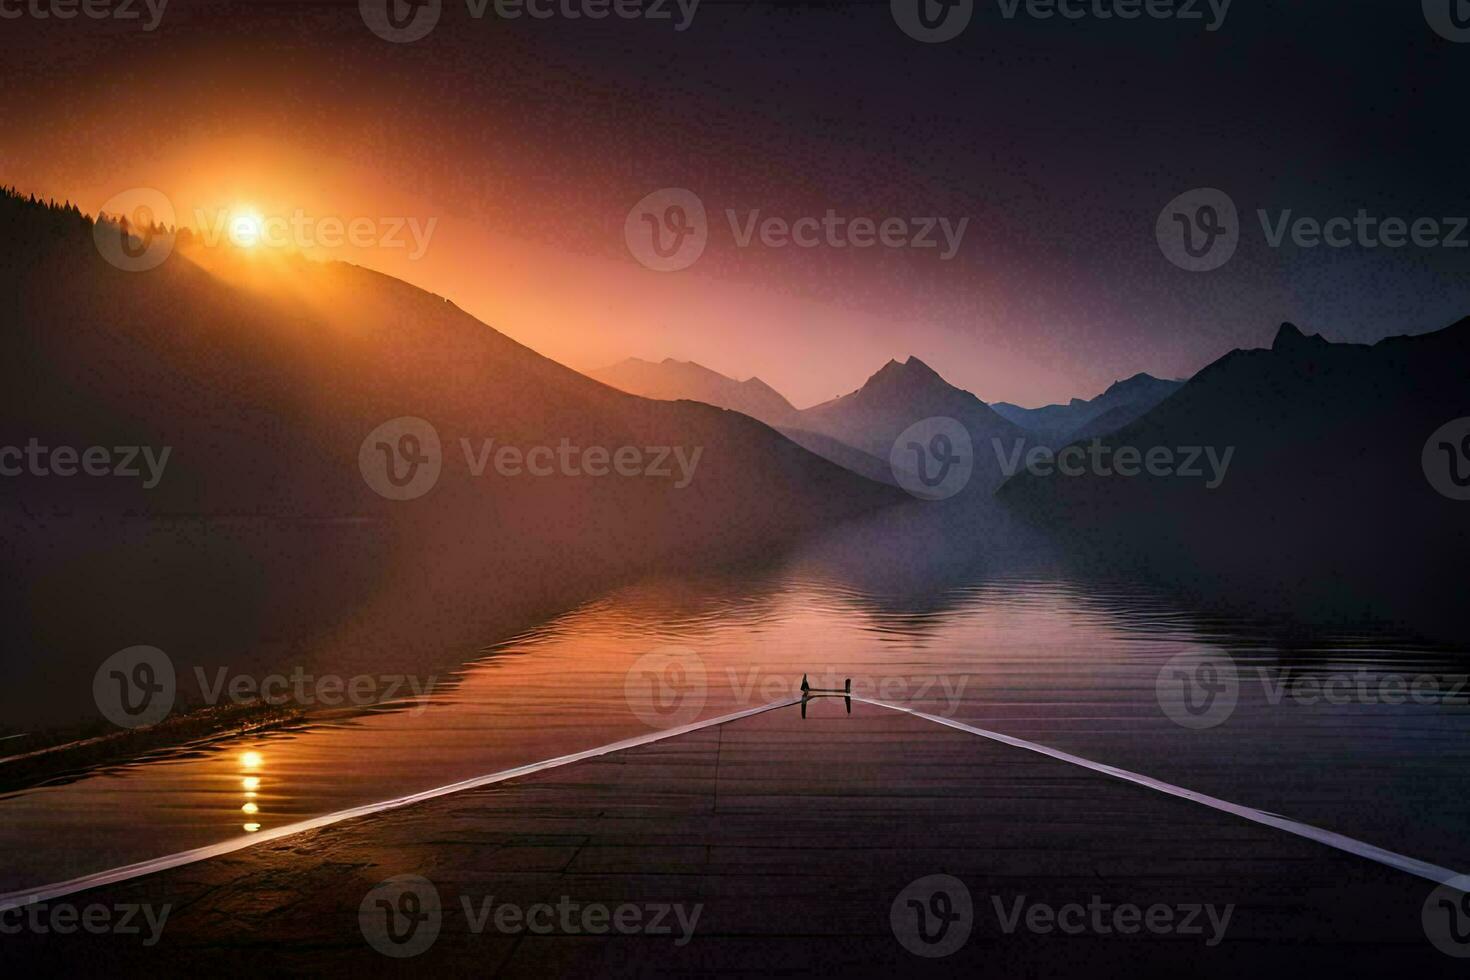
[4,701,1461,975]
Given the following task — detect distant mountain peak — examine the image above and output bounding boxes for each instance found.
[868,355,947,390]
[588,356,798,426]
[1100,372,1174,398]
[989,371,1186,442]
[1272,322,1331,353]
[1116,371,1161,386]
[739,376,783,396]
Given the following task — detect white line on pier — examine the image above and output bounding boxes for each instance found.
[4,694,1463,910]
[855,695,1467,887]
[0,698,800,910]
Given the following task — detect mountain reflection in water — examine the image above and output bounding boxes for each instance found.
[2,500,1466,896]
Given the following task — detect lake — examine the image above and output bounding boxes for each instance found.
[3,502,1467,896]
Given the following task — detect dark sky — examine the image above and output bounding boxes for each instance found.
[2,0,1466,405]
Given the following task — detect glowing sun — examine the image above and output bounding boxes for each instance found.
[229,209,265,248]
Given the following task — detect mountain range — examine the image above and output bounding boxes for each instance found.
[999,320,1470,522]
[991,373,1184,443]
[593,355,1182,493]
[997,320,1470,623]
[589,358,801,428]
[589,357,916,486]
[0,189,899,727]
[7,183,1467,722]
[588,320,1470,630]
[795,357,1032,492]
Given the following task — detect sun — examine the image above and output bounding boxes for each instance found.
[228,209,265,248]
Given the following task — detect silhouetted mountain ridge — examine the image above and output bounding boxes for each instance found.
[594,353,1043,494]
[588,357,801,428]
[799,357,1032,494]
[0,187,899,727]
[998,317,1470,622]
[992,372,1184,443]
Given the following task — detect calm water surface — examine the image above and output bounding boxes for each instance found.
[2,513,1467,895]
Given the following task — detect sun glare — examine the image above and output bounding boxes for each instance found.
[229,209,264,248]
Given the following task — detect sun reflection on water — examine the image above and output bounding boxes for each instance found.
[239,752,265,832]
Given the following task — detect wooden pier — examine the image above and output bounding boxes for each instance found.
[4,701,1459,975]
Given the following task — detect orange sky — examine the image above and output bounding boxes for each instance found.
[12,4,1450,408]
[11,129,1072,408]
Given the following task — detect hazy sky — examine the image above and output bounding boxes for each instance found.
[2,0,1466,406]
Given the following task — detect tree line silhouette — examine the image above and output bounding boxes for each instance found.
[0,185,197,252]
